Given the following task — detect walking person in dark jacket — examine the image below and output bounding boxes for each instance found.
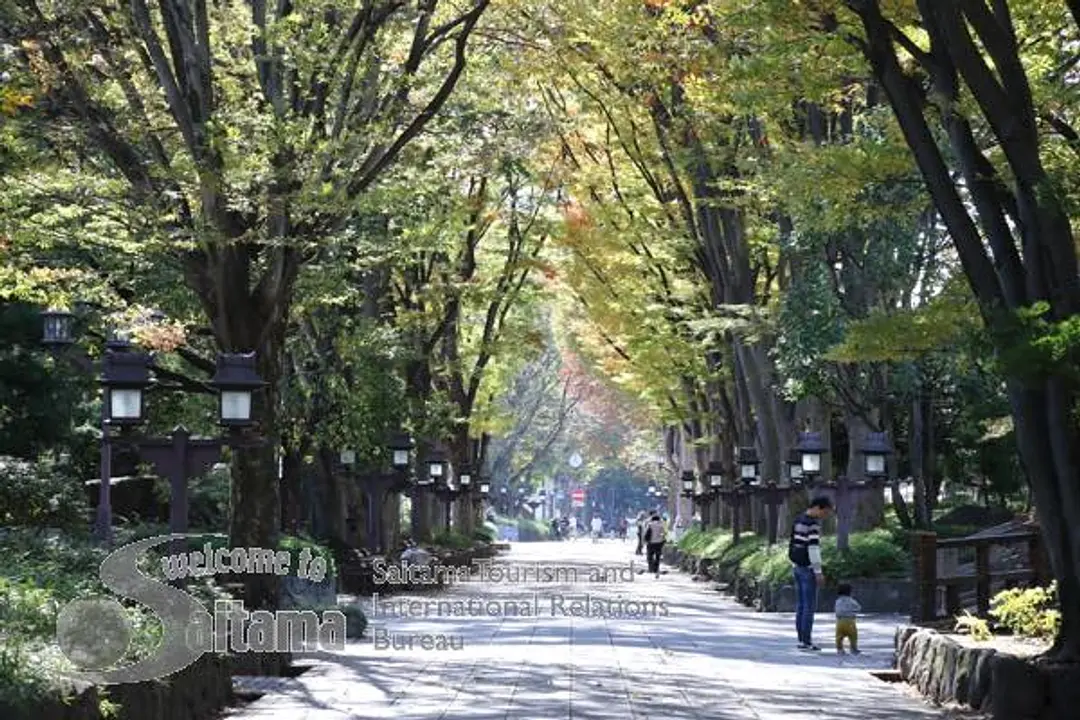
[634,511,646,555]
[643,513,666,578]
[789,496,832,651]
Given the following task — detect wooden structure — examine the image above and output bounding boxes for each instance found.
[911,519,1050,623]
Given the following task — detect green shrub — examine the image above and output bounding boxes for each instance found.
[677,526,909,586]
[0,455,89,531]
[990,582,1060,640]
[473,523,496,542]
[340,603,368,639]
[954,611,992,641]
[431,528,472,549]
[188,465,230,530]
[516,517,549,541]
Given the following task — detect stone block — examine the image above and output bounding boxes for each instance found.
[1038,660,1080,720]
[989,653,1047,719]
[968,648,996,712]
[953,647,979,706]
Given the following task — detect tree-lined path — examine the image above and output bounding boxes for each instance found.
[227,542,960,720]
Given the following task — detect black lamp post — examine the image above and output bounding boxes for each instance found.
[129,353,265,557]
[43,306,266,547]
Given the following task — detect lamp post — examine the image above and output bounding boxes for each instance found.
[786,449,804,487]
[122,353,265,558]
[795,431,827,486]
[860,432,891,481]
[42,308,266,547]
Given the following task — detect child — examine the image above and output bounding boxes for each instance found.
[834,583,861,655]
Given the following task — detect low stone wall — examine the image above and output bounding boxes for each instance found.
[5,654,232,720]
[894,626,1080,719]
[665,547,911,614]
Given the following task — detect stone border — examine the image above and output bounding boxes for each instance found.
[893,626,1079,719]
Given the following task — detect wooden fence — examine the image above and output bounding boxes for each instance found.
[910,529,1050,623]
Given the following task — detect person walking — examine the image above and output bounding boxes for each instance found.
[634,511,646,555]
[590,515,603,543]
[642,512,666,578]
[789,496,833,651]
[834,583,862,655]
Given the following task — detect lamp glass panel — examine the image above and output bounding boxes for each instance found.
[801,453,821,473]
[340,450,356,466]
[479,482,490,493]
[459,474,471,486]
[709,473,723,488]
[682,478,694,492]
[392,449,410,467]
[865,454,886,474]
[789,463,803,479]
[429,463,443,477]
[109,388,142,419]
[220,390,252,421]
[740,463,757,479]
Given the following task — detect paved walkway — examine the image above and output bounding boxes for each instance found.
[226,540,954,720]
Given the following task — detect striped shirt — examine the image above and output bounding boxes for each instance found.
[788,511,822,571]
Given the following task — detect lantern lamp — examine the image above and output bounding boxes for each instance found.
[340,449,357,467]
[387,432,413,469]
[459,469,472,488]
[101,340,151,425]
[795,431,826,476]
[681,470,695,494]
[861,432,892,478]
[738,446,760,485]
[210,353,265,427]
[425,445,447,484]
[707,460,725,490]
[787,449,804,484]
[41,308,75,346]
[479,479,490,495]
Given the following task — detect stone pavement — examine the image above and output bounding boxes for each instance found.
[225,539,953,720]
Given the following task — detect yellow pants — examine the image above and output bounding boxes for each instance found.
[836,618,858,651]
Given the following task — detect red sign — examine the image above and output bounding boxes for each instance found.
[571,489,585,501]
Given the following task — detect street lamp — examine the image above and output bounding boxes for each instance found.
[424,445,447,486]
[738,446,760,486]
[861,432,891,479]
[681,470,695,496]
[101,340,151,426]
[795,431,826,484]
[458,468,473,489]
[340,449,357,467]
[707,461,725,491]
[388,432,413,470]
[786,449,804,486]
[42,308,75,346]
[210,353,265,427]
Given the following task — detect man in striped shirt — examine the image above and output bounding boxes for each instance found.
[788,496,833,651]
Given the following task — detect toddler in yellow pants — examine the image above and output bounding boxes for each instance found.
[834,583,861,655]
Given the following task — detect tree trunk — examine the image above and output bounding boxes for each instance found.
[1008,380,1080,661]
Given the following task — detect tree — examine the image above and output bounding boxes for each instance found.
[2,0,489,607]
[839,0,1080,661]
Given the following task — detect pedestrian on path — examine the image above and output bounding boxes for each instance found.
[591,515,603,542]
[834,583,861,655]
[643,512,666,577]
[634,511,646,555]
[788,495,832,651]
